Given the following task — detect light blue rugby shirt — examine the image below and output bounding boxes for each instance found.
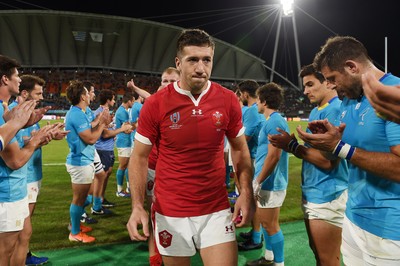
[0,103,28,201]
[94,106,115,151]
[9,101,42,183]
[129,102,143,142]
[115,105,132,148]
[254,112,289,191]
[65,105,94,166]
[243,103,264,159]
[342,73,400,240]
[302,97,348,204]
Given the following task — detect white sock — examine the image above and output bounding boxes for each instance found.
[264,249,274,261]
[274,262,284,266]
[117,185,123,192]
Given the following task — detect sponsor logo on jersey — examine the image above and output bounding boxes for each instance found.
[159,230,173,248]
[169,112,182,129]
[358,107,369,126]
[191,109,203,116]
[340,110,347,120]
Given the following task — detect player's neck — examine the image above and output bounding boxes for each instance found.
[319,90,337,107]
[247,98,257,106]
[263,108,276,119]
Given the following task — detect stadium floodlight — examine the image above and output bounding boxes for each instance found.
[270,0,302,90]
[281,0,294,16]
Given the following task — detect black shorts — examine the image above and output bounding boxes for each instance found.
[96,150,115,171]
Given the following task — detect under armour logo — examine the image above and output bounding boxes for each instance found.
[225,225,234,233]
[192,109,202,115]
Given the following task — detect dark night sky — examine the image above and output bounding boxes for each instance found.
[1,0,398,85]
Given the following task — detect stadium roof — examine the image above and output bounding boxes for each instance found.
[0,10,272,82]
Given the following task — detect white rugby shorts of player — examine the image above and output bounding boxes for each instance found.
[0,196,29,232]
[27,180,42,204]
[302,189,347,228]
[341,215,400,265]
[257,190,286,208]
[154,208,236,256]
[117,147,131,158]
[66,163,95,184]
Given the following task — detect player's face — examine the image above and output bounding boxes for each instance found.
[175,45,214,93]
[160,72,180,88]
[82,87,90,105]
[321,66,362,100]
[108,95,116,107]
[303,75,328,105]
[256,97,264,114]
[127,98,134,108]
[89,86,96,101]
[6,68,21,96]
[28,84,44,102]
[239,91,248,106]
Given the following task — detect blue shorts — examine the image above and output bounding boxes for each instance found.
[96,150,115,170]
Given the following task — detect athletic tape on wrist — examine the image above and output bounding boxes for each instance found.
[288,138,299,154]
[332,140,355,160]
[0,135,4,152]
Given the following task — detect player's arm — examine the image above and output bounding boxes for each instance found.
[297,119,400,182]
[91,108,110,129]
[101,122,133,138]
[362,72,400,124]
[79,109,109,144]
[79,124,106,145]
[269,128,340,170]
[229,134,255,226]
[0,100,38,151]
[0,127,52,169]
[254,144,281,185]
[127,79,151,99]
[126,138,152,241]
[347,144,400,183]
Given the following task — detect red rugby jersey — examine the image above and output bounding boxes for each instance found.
[136,81,243,217]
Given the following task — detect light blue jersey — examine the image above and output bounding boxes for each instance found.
[129,102,143,141]
[94,106,115,151]
[65,106,94,166]
[115,105,132,148]
[342,73,400,240]
[9,101,42,183]
[85,107,95,123]
[302,97,348,204]
[241,105,248,115]
[243,103,264,159]
[255,112,289,191]
[0,103,28,202]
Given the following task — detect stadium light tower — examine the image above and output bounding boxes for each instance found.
[270,0,302,90]
[281,0,294,16]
